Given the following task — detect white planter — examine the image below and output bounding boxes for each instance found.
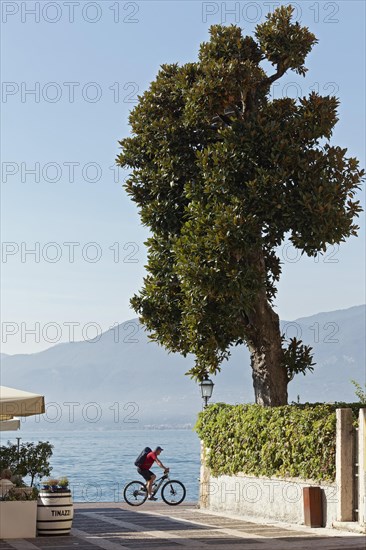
[37,490,74,535]
[0,501,37,539]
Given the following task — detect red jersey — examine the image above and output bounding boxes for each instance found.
[140,451,157,470]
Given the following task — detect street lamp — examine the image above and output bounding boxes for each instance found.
[16,437,21,466]
[199,374,214,408]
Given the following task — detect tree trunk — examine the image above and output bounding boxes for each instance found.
[245,250,288,406]
[247,295,288,406]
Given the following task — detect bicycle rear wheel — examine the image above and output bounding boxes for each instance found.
[161,480,186,505]
[124,481,148,506]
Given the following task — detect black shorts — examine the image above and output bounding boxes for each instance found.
[137,468,154,481]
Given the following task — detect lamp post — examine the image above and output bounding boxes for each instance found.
[199,374,214,408]
[16,437,21,466]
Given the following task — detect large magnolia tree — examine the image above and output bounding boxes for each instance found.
[117,6,364,406]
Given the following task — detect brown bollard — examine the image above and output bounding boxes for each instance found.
[303,486,323,527]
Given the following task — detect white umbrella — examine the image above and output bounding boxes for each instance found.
[0,419,20,431]
[0,386,45,420]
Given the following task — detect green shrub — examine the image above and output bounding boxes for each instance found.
[351,380,366,404]
[2,487,39,501]
[0,441,53,487]
[195,403,364,482]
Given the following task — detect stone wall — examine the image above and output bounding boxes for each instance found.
[199,407,366,530]
[199,470,338,527]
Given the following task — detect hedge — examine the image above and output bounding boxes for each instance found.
[195,403,364,482]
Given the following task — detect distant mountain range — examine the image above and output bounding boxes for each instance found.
[1,305,364,428]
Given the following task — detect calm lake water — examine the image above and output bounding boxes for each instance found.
[3,429,201,503]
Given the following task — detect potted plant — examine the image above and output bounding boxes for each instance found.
[37,476,73,536]
[0,441,53,539]
[58,477,69,490]
[43,478,59,491]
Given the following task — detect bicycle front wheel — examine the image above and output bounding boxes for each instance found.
[123,481,148,506]
[161,480,186,505]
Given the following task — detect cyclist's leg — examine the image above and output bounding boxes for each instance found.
[137,468,155,497]
[146,472,156,497]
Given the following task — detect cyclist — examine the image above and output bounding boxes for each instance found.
[137,446,169,501]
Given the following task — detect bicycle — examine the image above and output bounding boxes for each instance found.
[123,472,186,506]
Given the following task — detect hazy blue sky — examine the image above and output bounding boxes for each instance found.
[1,0,365,354]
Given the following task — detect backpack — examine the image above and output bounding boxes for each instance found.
[134,447,152,467]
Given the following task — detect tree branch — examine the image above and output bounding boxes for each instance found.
[264,64,287,86]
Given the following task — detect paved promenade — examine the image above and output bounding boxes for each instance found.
[1,502,365,550]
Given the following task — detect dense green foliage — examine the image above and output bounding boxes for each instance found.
[117,5,364,405]
[0,441,53,487]
[195,403,363,481]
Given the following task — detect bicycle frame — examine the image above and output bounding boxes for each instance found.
[150,473,169,495]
